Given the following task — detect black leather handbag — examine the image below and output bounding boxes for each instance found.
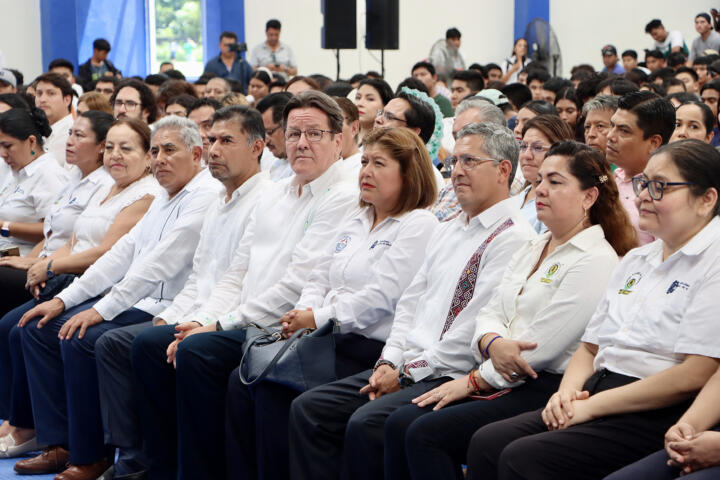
[238,320,337,392]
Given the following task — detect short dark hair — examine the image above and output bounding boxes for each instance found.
[0,93,30,111]
[323,81,354,97]
[0,107,52,148]
[195,72,216,86]
[396,90,436,143]
[166,94,197,115]
[676,66,699,82]
[411,61,436,77]
[160,61,174,68]
[35,72,73,98]
[526,69,551,85]
[597,77,639,96]
[618,90,675,144]
[164,69,185,81]
[696,13,712,23]
[664,77,687,92]
[519,99,558,116]
[144,74,168,87]
[188,97,222,116]
[625,68,649,85]
[94,76,118,87]
[357,78,394,106]
[667,92,697,105]
[678,100,715,134]
[266,19,281,31]
[93,38,111,52]
[255,91,293,124]
[452,70,485,92]
[668,51,688,69]
[48,58,74,73]
[645,19,663,33]
[110,78,158,123]
[648,67,676,83]
[283,75,320,92]
[501,83,532,110]
[395,77,429,96]
[212,105,266,162]
[654,139,720,215]
[349,73,368,85]
[333,96,359,123]
[485,63,502,73]
[282,90,343,133]
[642,82,667,97]
[220,31,237,42]
[645,49,665,61]
[701,79,720,95]
[693,55,713,67]
[622,49,638,59]
[543,77,572,94]
[156,80,197,107]
[446,28,461,39]
[251,70,272,86]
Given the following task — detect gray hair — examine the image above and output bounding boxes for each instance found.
[456,122,519,188]
[582,94,619,116]
[151,115,203,150]
[455,97,507,127]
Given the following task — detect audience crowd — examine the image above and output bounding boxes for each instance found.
[1,11,720,480]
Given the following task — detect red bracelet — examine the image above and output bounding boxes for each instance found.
[468,369,482,394]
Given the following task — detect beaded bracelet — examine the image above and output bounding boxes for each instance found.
[483,335,503,359]
[467,369,482,394]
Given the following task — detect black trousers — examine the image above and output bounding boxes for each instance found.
[225,333,384,480]
[0,265,31,318]
[384,372,562,480]
[467,369,692,480]
[603,444,720,480]
[288,370,449,480]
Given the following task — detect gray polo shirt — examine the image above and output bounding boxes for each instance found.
[249,42,296,68]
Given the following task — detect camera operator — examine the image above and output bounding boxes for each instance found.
[202,31,253,94]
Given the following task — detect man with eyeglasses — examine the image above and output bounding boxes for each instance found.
[289,122,535,480]
[122,91,358,480]
[256,92,294,181]
[110,79,157,124]
[606,91,675,245]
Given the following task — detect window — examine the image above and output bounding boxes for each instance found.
[150,0,204,77]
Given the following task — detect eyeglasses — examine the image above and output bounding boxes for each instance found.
[114,99,140,110]
[376,109,407,124]
[446,155,496,171]
[518,142,550,155]
[265,125,281,137]
[285,128,333,143]
[631,176,695,200]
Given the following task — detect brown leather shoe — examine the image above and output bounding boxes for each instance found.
[54,459,112,480]
[14,445,70,474]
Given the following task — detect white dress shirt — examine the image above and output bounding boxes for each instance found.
[156,172,271,324]
[44,114,74,171]
[188,159,359,330]
[516,186,546,233]
[70,175,160,254]
[40,166,113,256]
[0,154,68,255]
[381,197,537,382]
[471,225,618,389]
[341,151,362,181]
[583,216,720,380]
[260,148,293,182]
[296,207,438,342]
[56,169,221,320]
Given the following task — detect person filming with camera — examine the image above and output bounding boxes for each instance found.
[202,31,253,93]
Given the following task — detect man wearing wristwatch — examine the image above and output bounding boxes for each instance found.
[289,122,537,480]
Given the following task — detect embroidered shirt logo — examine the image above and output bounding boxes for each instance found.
[335,235,351,253]
[370,240,392,249]
[666,280,690,294]
[540,263,560,284]
[618,272,642,295]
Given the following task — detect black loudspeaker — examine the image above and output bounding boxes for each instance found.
[365,0,399,50]
[322,0,357,49]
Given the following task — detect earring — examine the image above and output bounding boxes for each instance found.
[30,150,35,155]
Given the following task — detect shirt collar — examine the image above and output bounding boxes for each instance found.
[677,216,720,256]
[552,224,606,252]
[16,153,51,179]
[82,165,110,185]
[613,168,634,183]
[289,159,344,197]
[53,113,73,130]
[463,196,519,230]
[225,171,268,205]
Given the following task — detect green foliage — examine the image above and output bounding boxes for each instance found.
[154,0,202,62]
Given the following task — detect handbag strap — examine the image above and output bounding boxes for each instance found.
[238,320,337,386]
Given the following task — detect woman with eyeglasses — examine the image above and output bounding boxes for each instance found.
[517,115,575,232]
[224,127,438,480]
[464,139,720,480]
[353,78,394,145]
[385,141,636,480]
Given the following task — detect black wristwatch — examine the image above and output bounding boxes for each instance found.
[373,359,396,372]
[46,259,56,280]
[398,370,414,388]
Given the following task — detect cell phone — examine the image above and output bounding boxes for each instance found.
[0,246,20,257]
[471,388,511,401]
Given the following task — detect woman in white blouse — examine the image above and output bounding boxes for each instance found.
[0,117,157,458]
[465,139,720,479]
[501,38,532,84]
[517,115,574,233]
[224,127,439,480]
[0,111,114,315]
[385,141,637,480]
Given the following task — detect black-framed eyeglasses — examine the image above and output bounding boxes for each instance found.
[113,99,140,110]
[376,109,407,124]
[631,176,695,200]
[265,125,281,137]
[285,128,333,143]
[446,155,496,171]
